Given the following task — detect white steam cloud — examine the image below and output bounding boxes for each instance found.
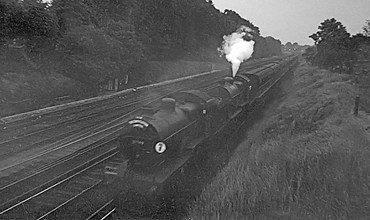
[218,26,255,77]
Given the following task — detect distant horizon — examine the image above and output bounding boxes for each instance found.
[212,0,369,46]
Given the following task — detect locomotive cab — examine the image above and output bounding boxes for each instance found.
[207,77,247,119]
[243,73,260,103]
[234,74,252,106]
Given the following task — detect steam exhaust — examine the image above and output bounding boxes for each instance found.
[218,26,255,77]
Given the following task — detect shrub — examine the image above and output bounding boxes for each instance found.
[57,22,142,85]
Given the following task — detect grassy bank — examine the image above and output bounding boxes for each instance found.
[0,44,227,117]
[186,60,370,219]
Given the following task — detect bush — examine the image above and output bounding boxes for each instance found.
[57,23,142,85]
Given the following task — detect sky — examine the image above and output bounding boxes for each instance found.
[212,0,370,45]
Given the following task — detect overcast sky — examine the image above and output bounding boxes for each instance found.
[212,0,370,45]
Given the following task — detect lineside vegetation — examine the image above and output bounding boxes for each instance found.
[186,59,370,219]
[0,0,282,87]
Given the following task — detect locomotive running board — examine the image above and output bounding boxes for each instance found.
[185,137,205,150]
[228,107,243,119]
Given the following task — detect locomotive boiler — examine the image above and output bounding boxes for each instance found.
[111,55,298,196]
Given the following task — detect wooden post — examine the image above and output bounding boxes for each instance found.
[114,78,119,91]
[125,74,129,84]
[108,80,112,91]
[354,96,360,116]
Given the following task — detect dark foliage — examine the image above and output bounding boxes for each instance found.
[302,46,317,65]
[308,18,353,72]
[253,36,282,58]
[0,0,58,41]
[363,19,370,37]
[1,0,282,86]
[305,18,370,73]
[352,33,370,48]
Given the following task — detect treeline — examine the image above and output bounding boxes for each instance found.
[304,18,370,73]
[0,0,282,87]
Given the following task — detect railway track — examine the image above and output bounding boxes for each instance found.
[0,71,228,219]
[0,58,286,219]
[0,71,224,148]
[0,60,276,166]
[0,74,228,170]
[0,89,189,219]
[0,139,122,219]
[86,199,116,220]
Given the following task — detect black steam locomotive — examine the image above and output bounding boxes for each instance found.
[112,55,298,196]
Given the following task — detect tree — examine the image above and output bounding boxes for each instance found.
[363,19,370,37]
[0,0,285,88]
[308,18,353,73]
[0,0,58,43]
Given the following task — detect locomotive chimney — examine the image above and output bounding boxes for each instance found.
[161,98,176,111]
[224,76,233,82]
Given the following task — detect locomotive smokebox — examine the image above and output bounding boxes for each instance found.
[223,77,235,87]
[161,98,176,112]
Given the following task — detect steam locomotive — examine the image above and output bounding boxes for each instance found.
[111,55,298,196]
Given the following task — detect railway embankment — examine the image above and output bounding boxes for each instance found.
[187,59,370,219]
[0,44,227,117]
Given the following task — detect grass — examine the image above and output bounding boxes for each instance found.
[186,60,370,219]
[0,46,95,117]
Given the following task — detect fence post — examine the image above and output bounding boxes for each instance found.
[114,78,119,91]
[354,96,360,116]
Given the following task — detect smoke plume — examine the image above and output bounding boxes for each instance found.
[218,26,255,77]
